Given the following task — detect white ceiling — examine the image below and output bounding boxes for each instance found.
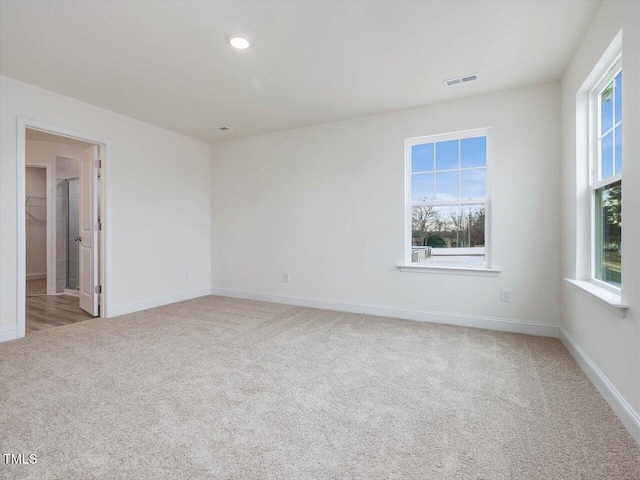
[1,1,598,143]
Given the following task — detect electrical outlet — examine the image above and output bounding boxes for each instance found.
[283,273,290,283]
[185,270,191,280]
[500,288,511,302]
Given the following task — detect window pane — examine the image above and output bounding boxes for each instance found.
[601,131,613,180]
[411,205,443,247]
[435,170,458,200]
[600,80,614,134]
[411,204,485,267]
[411,143,433,172]
[435,140,458,170]
[614,125,622,175]
[460,137,486,168]
[460,169,486,199]
[614,71,622,125]
[595,181,621,288]
[411,173,434,201]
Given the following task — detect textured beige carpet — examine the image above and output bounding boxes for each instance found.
[1,295,639,479]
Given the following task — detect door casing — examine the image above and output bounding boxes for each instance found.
[17,118,111,338]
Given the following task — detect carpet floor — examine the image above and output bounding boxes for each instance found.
[1,295,639,479]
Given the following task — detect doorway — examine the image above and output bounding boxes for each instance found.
[20,125,106,336]
[25,165,49,297]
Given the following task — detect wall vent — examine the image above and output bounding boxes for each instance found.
[444,73,478,87]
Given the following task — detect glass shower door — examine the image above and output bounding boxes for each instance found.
[67,178,80,290]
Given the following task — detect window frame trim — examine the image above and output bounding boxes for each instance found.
[404,127,493,270]
[588,57,622,293]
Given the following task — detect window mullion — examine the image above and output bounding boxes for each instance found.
[598,125,615,140]
[411,199,473,208]
[591,174,621,192]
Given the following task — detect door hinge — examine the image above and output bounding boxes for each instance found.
[95,285,102,294]
[95,159,102,169]
[94,222,102,231]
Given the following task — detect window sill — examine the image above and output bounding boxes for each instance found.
[564,278,628,317]
[397,265,501,277]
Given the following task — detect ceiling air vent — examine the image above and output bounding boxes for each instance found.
[444,73,478,87]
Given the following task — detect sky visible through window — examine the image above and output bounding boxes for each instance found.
[411,136,486,202]
[600,71,622,179]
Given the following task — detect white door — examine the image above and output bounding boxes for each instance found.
[79,145,99,316]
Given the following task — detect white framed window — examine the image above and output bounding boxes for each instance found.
[404,128,491,270]
[590,58,622,292]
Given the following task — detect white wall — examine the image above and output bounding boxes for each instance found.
[25,167,47,277]
[56,156,80,179]
[27,140,88,169]
[1,75,212,338]
[211,82,561,328]
[560,0,640,430]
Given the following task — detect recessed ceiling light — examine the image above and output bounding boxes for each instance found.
[226,34,250,50]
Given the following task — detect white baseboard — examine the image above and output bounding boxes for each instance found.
[559,327,640,445]
[26,273,46,280]
[109,288,212,318]
[0,327,18,343]
[210,287,560,338]
[64,288,80,297]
